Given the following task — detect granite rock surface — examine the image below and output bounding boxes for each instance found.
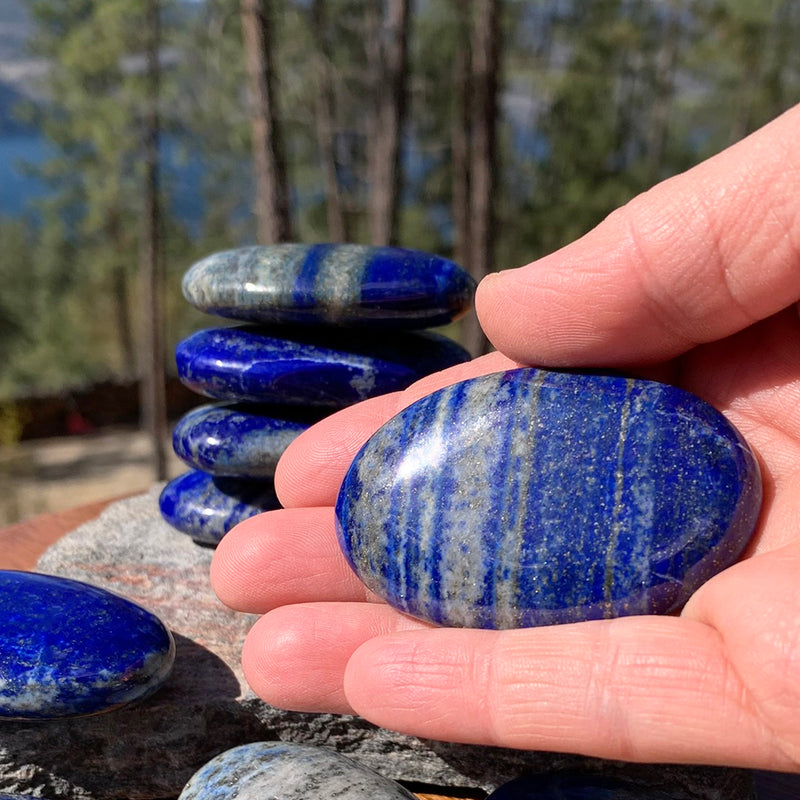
[181,243,475,329]
[337,368,762,629]
[486,771,693,799]
[0,489,756,800]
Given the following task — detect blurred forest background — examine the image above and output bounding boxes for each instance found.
[1,0,799,519]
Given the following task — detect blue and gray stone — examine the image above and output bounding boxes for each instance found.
[1,794,56,799]
[172,402,321,478]
[486,771,690,799]
[179,742,416,800]
[181,243,475,329]
[336,368,762,629]
[159,470,280,545]
[175,325,470,407]
[0,570,174,719]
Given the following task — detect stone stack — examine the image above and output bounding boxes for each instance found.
[159,243,475,545]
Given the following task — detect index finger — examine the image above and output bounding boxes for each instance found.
[477,103,800,367]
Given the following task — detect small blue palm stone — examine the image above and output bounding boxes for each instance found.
[0,571,174,719]
[0,794,56,800]
[159,470,281,545]
[336,368,762,629]
[178,741,417,800]
[181,243,475,329]
[172,402,320,478]
[176,325,470,407]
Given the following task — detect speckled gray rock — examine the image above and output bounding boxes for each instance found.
[0,488,756,800]
[179,742,416,800]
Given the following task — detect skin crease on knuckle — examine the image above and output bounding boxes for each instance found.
[487,622,721,763]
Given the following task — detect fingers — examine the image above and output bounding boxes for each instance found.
[275,351,517,508]
[242,602,429,714]
[477,103,800,367]
[210,507,371,613]
[274,394,400,509]
[342,616,791,770]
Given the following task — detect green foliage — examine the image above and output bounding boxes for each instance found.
[0,214,106,397]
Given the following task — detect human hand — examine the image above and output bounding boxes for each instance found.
[210,104,800,770]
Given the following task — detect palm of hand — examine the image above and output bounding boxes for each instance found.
[210,304,800,770]
[665,306,800,768]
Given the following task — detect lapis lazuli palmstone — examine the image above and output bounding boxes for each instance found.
[175,325,470,407]
[159,470,280,545]
[172,402,321,478]
[0,570,174,719]
[487,772,684,799]
[0,795,55,800]
[179,741,416,800]
[0,794,56,800]
[336,368,762,629]
[181,243,475,329]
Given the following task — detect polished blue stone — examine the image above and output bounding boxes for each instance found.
[175,325,471,407]
[159,470,281,545]
[487,772,685,799]
[0,570,174,719]
[172,402,321,478]
[178,741,416,800]
[181,243,475,329]
[336,368,762,629]
[0,795,56,800]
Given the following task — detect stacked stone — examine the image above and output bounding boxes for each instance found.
[159,243,476,545]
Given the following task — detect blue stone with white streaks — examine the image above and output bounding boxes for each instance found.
[335,368,762,629]
[0,570,174,719]
[175,325,471,407]
[172,402,321,478]
[178,741,416,800]
[1,794,57,800]
[0,795,56,800]
[159,470,281,545]
[181,243,475,329]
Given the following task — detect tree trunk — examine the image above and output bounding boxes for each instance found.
[463,0,499,357]
[111,263,135,372]
[311,0,347,241]
[365,0,411,246]
[107,213,136,375]
[140,0,167,480]
[645,3,679,185]
[241,0,293,243]
[451,0,472,272]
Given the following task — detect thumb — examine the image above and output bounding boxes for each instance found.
[477,103,800,367]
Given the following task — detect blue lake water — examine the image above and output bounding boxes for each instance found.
[0,131,49,216]
[0,130,206,233]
